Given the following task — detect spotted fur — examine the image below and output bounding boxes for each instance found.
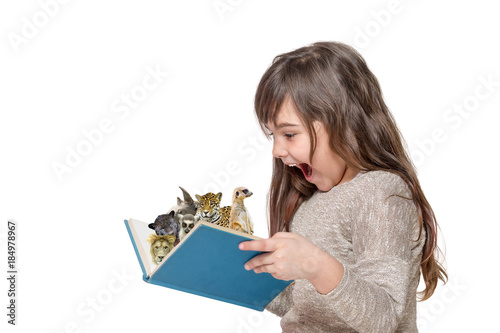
[195,192,231,228]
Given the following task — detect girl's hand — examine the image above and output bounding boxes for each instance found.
[239,232,344,294]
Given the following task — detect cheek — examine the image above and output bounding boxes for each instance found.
[313,147,346,174]
[294,137,312,161]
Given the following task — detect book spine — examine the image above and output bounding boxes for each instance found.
[123,220,148,278]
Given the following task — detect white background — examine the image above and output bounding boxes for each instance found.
[1,0,498,332]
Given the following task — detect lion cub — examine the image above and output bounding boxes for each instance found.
[147,234,176,265]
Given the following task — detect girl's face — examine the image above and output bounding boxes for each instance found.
[266,98,358,191]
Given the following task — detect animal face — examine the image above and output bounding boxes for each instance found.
[195,192,222,219]
[148,210,180,236]
[173,186,198,216]
[233,187,253,201]
[147,234,176,265]
[175,204,197,217]
[180,214,197,234]
[151,239,171,264]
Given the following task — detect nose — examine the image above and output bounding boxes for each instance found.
[272,140,287,159]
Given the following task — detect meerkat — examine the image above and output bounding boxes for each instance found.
[229,187,254,235]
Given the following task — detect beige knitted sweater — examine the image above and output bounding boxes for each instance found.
[266,171,425,332]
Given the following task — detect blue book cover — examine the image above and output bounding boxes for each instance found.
[124,218,292,311]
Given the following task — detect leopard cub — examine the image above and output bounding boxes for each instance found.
[195,192,231,228]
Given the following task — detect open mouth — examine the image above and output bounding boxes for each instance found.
[299,163,313,179]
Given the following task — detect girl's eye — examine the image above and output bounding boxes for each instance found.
[285,133,295,138]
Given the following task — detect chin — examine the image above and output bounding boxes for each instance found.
[314,181,335,192]
[317,185,334,192]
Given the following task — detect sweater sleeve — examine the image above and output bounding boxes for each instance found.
[265,282,295,317]
[309,173,422,332]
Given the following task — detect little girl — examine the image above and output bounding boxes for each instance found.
[239,41,447,332]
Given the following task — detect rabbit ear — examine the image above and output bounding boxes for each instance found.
[179,186,194,205]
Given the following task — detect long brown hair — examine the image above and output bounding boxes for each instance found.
[254,41,447,301]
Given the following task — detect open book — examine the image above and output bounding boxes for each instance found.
[124,218,293,311]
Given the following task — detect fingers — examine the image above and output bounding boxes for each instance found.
[247,256,287,281]
[239,234,297,280]
[239,238,278,252]
[253,264,276,275]
[272,231,294,239]
[244,252,273,271]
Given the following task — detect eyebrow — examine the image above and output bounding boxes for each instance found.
[275,122,300,129]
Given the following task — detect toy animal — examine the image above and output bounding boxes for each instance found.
[169,187,198,221]
[195,192,231,228]
[148,210,181,246]
[146,234,176,265]
[229,187,254,235]
[178,213,199,241]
